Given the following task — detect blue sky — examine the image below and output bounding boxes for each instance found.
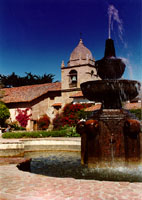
[0,0,141,82]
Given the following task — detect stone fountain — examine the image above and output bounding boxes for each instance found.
[17,38,142,181]
[77,38,141,169]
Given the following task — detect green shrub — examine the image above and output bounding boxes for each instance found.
[0,102,10,126]
[77,110,92,120]
[14,126,26,131]
[65,126,80,137]
[10,121,26,131]
[2,126,80,138]
[129,109,141,120]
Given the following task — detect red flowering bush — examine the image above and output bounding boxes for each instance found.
[37,114,50,130]
[16,108,31,127]
[63,103,86,116]
[53,103,91,129]
[52,114,64,130]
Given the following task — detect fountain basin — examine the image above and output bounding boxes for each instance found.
[95,39,126,79]
[81,79,141,109]
[95,57,125,79]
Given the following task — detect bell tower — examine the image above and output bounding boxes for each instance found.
[61,38,98,106]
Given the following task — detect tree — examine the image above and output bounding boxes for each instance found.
[0,72,20,88]
[0,102,10,126]
[0,82,4,100]
[0,72,55,88]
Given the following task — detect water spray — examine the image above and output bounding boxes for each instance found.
[108,5,123,41]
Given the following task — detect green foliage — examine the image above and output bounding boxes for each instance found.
[2,126,80,138]
[64,126,80,137]
[0,72,55,88]
[12,124,26,131]
[0,102,10,126]
[6,120,26,131]
[129,109,141,120]
[77,109,92,120]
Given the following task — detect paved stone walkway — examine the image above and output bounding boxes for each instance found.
[0,158,142,200]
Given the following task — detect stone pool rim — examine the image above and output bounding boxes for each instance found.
[0,137,81,157]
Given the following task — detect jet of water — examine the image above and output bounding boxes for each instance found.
[119,57,133,80]
[108,5,123,41]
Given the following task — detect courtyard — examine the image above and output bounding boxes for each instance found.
[0,137,142,200]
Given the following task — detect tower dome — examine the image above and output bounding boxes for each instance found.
[68,39,95,67]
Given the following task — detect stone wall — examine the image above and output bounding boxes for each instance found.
[61,65,98,90]
[7,91,62,130]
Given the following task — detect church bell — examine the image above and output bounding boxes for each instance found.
[72,75,77,82]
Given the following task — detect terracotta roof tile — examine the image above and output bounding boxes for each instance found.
[70,91,83,98]
[1,82,61,103]
[85,104,102,111]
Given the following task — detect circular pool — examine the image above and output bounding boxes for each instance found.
[18,151,142,182]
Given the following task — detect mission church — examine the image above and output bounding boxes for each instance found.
[1,38,141,130]
[2,39,100,130]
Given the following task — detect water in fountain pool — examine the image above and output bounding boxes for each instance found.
[18,151,142,182]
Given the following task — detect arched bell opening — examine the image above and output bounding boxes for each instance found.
[69,70,78,88]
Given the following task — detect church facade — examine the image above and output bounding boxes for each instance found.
[2,39,98,130]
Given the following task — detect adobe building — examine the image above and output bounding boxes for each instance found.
[2,39,99,130]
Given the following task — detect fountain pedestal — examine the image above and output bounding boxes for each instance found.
[77,109,141,168]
